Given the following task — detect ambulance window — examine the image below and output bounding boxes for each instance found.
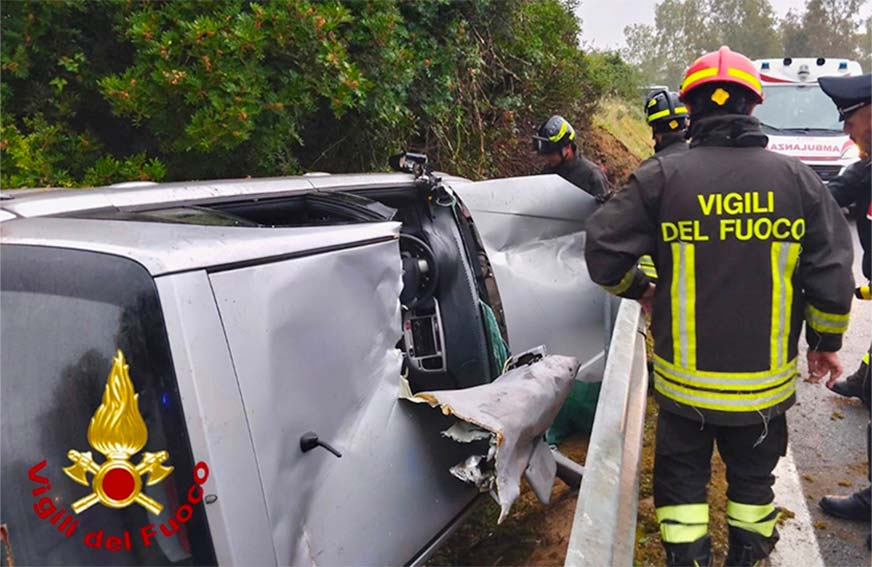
[754,84,842,132]
[0,246,215,566]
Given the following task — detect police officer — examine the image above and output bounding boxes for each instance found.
[585,46,855,566]
[638,90,690,280]
[817,72,872,549]
[646,89,690,157]
[533,115,609,202]
[817,73,871,408]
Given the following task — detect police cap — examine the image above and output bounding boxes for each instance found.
[819,73,872,120]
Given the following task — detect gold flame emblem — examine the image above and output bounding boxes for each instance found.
[63,350,173,515]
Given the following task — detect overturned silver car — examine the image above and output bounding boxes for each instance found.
[0,161,612,565]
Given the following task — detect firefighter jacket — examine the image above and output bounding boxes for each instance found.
[585,114,855,426]
[828,157,871,280]
[542,155,609,202]
[637,136,689,280]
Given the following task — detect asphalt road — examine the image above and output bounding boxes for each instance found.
[772,229,870,567]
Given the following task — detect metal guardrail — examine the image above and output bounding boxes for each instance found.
[565,299,649,567]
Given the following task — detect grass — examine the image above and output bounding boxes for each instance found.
[592,98,655,163]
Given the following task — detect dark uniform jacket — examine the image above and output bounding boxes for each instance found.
[585,115,855,426]
[542,155,608,202]
[638,136,688,280]
[654,135,689,157]
[829,157,871,280]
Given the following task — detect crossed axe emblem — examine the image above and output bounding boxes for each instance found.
[64,449,173,515]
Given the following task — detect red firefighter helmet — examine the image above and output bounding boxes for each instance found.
[679,46,763,104]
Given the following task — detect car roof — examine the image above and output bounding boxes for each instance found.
[0,171,475,275]
[0,173,441,219]
[1,216,401,276]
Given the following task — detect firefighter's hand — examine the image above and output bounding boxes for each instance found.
[806,351,843,386]
[638,283,655,317]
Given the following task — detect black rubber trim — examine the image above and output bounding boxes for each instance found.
[196,234,398,276]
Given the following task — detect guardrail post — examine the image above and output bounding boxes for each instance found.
[565,299,648,567]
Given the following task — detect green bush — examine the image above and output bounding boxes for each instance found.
[1,0,640,188]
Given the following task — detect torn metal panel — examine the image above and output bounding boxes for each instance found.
[449,175,609,382]
[525,439,558,505]
[407,354,580,522]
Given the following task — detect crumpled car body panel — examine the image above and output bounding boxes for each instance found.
[450,174,611,381]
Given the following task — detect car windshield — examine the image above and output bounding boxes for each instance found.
[753,84,843,133]
[1,246,215,566]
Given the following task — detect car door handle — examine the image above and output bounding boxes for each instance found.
[300,432,342,458]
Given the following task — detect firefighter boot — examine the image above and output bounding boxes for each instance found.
[724,525,779,567]
[830,357,869,408]
[663,535,712,567]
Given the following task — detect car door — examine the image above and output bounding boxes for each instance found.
[205,221,478,566]
[449,174,615,381]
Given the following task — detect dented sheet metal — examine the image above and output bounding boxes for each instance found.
[406,355,580,522]
[208,224,479,566]
[449,175,609,382]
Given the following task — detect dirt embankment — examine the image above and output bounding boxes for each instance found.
[586,98,654,188]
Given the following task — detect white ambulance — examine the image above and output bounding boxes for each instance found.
[752,57,864,183]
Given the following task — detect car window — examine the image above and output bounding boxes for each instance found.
[1,245,215,566]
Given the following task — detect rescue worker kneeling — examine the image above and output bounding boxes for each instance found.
[585,46,855,566]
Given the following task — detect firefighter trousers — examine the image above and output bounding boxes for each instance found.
[653,409,787,565]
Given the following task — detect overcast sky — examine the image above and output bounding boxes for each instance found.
[575,0,872,51]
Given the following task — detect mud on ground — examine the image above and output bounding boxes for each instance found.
[428,435,589,566]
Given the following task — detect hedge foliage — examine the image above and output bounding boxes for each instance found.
[1,0,640,188]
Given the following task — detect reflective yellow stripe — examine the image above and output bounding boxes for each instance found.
[681,67,718,92]
[647,107,688,122]
[728,516,779,537]
[727,501,775,522]
[653,355,797,380]
[654,373,796,412]
[602,267,636,295]
[657,503,709,544]
[548,121,568,142]
[685,244,697,370]
[864,352,870,365]
[648,97,658,108]
[639,255,658,278]
[805,304,850,334]
[770,242,800,370]
[654,358,796,391]
[671,243,697,370]
[656,503,709,524]
[671,244,681,365]
[660,522,709,543]
[727,67,762,93]
[727,501,779,537]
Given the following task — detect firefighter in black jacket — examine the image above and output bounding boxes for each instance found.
[646,89,690,157]
[585,46,855,566]
[639,90,691,279]
[533,115,609,202]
